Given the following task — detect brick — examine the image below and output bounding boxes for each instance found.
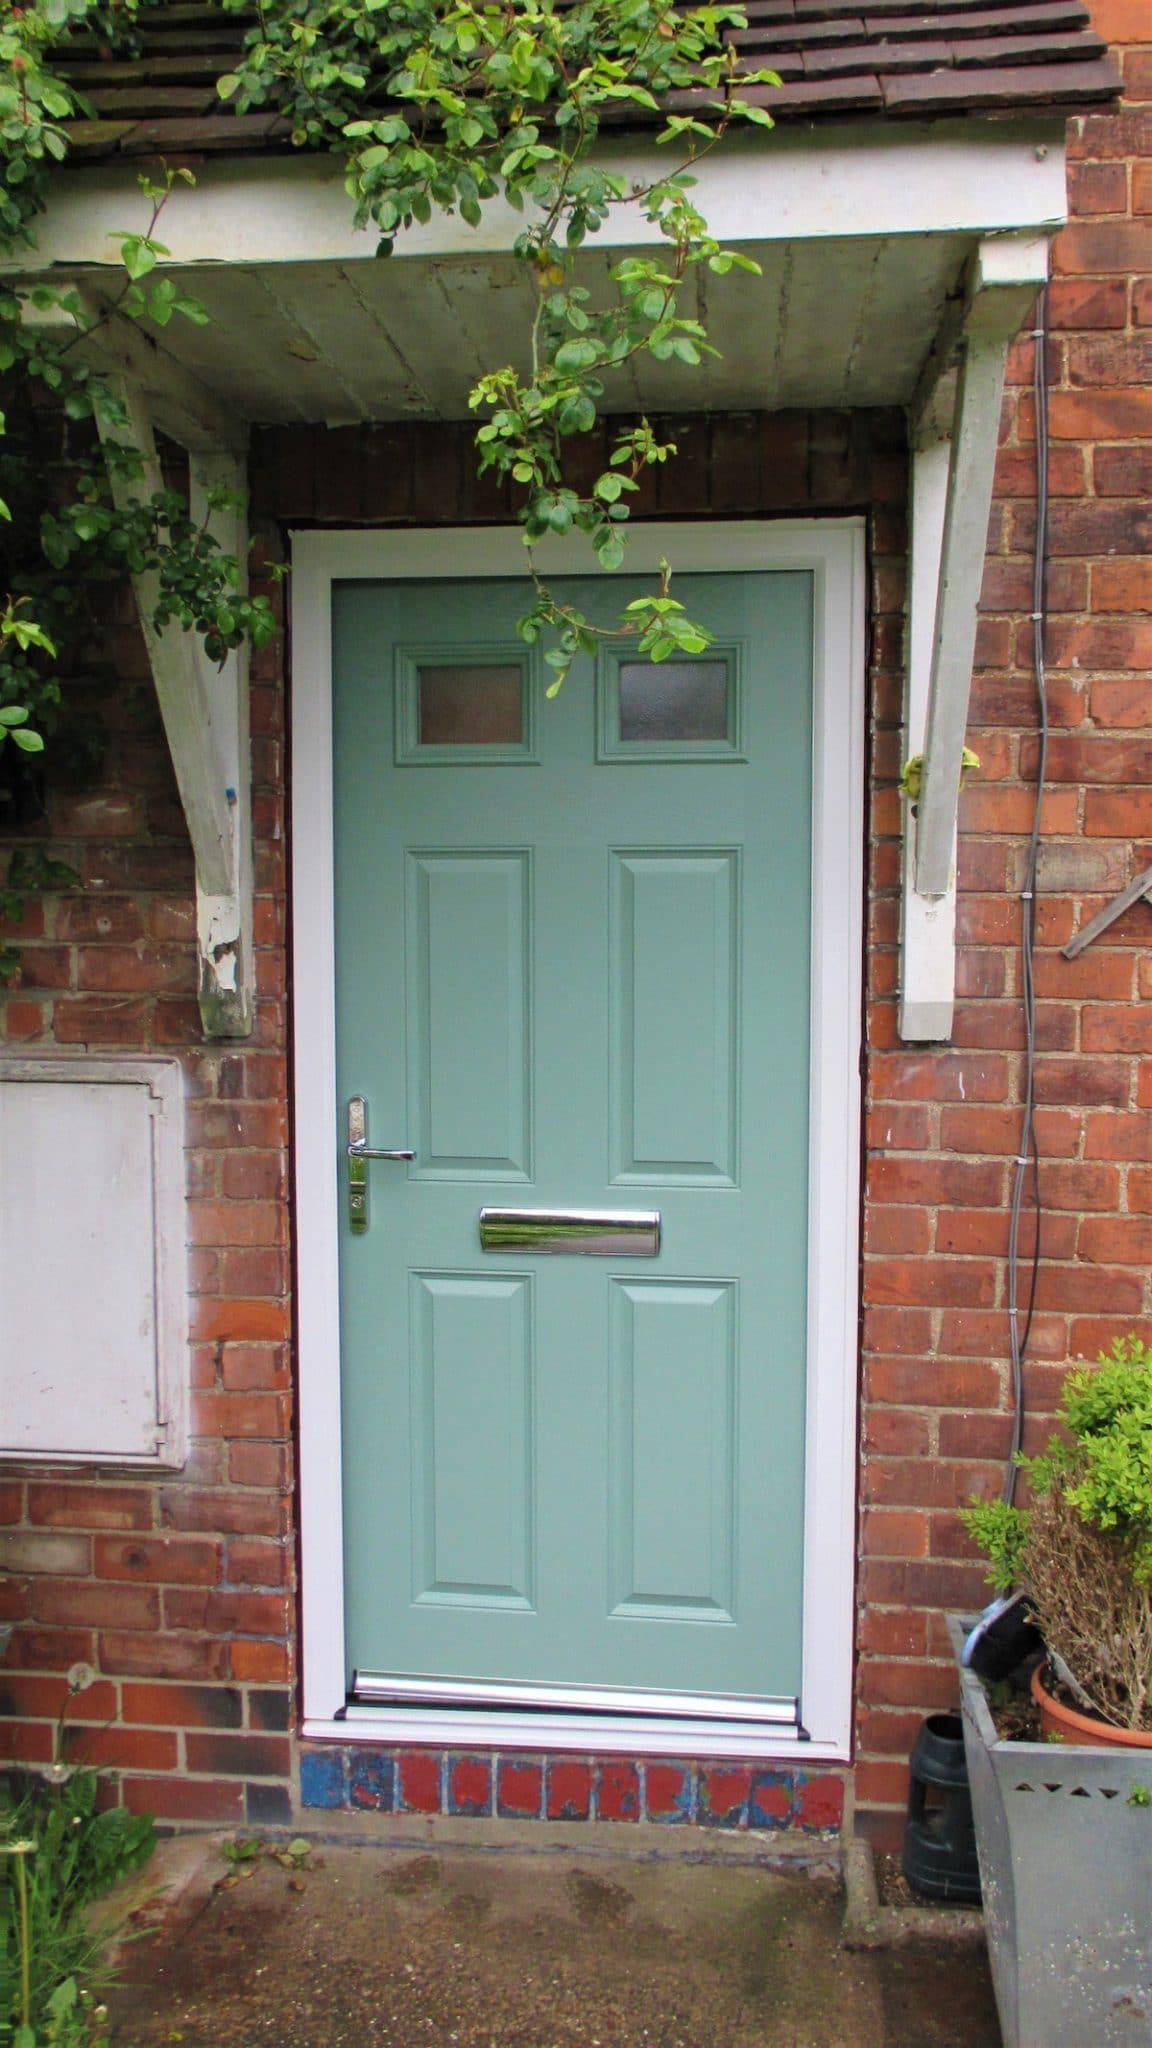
[27,1484,153,1532]
[748,1769,795,1831]
[597,1760,641,1822]
[32,1581,159,1630]
[865,1258,995,1308]
[300,1750,346,1811]
[0,1673,118,1723]
[164,1589,289,1637]
[397,1750,441,1814]
[795,1775,845,1834]
[870,1052,1008,1104]
[0,1532,90,1575]
[1079,1216,1152,1265]
[447,1753,492,1817]
[1091,678,1152,726]
[1046,275,1127,329]
[123,1775,244,1823]
[349,1750,395,1811]
[1087,0,1152,37]
[1035,1058,1131,1106]
[1082,1004,1152,1051]
[869,1157,1003,1207]
[192,1299,291,1342]
[247,1782,293,1826]
[496,1757,543,1820]
[699,1764,751,1829]
[227,1538,288,1586]
[121,1683,243,1728]
[1050,390,1152,440]
[159,1487,285,1537]
[190,1391,291,1440]
[1085,1113,1152,1161]
[93,1537,222,1586]
[1068,159,1128,214]
[185,1732,291,1777]
[546,1760,593,1820]
[98,1630,231,1680]
[247,1688,291,1732]
[231,1641,290,1683]
[1,1625,94,1671]
[1092,559,1152,611]
[64,1726,179,1772]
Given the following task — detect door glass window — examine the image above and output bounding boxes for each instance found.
[418,664,524,746]
[617,659,730,744]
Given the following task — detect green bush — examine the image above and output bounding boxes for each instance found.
[962,1336,1152,1732]
[1,1771,155,2048]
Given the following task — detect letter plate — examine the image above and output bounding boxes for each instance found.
[479,1208,660,1257]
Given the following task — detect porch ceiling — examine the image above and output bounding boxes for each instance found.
[76,232,968,427]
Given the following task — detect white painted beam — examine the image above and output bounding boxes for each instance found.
[914,234,1050,904]
[77,299,246,453]
[900,432,956,1041]
[95,375,253,1036]
[9,120,1069,275]
[899,231,1051,1040]
[190,452,255,1038]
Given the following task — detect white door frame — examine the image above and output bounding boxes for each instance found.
[291,519,865,1761]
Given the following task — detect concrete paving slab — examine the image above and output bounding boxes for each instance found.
[108,1839,1001,2047]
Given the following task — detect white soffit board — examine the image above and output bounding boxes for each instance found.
[13,118,1069,273]
[0,1057,188,1466]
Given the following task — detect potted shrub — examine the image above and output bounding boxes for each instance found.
[953,1336,1152,2048]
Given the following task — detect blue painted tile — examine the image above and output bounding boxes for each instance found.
[300,1748,346,1810]
[349,1749,395,1812]
[749,1768,795,1831]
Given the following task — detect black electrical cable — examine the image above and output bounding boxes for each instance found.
[1003,286,1050,1507]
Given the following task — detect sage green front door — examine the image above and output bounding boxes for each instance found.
[332,569,813,1719]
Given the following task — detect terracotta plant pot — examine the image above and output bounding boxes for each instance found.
[1030,1662,1152,1750]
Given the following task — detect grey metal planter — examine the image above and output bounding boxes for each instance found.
[950,1615,1152,2048]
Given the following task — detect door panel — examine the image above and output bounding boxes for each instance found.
[333,571,813,1713]
[406,851,532,1178]
[409,1271,534,1609]
[610,850,739,1184]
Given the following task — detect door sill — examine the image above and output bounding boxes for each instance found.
[303,1707,848,1762]
[351,1671,799,1726]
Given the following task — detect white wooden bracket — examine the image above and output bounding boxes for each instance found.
[899,234,1051,1042]
[88,318,253,1038]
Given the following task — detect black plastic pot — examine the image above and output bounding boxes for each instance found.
[902,1711,982,1904]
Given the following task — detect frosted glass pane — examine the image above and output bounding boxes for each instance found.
[418,664,523,745]
[618,659,729,743]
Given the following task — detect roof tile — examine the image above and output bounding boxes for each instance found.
[58,0,1121,160]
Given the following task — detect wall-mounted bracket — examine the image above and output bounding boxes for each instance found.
[899,233,1051,1042]
[89,333,253,1039]
[1063,864,1152,960]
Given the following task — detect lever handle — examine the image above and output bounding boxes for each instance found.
[346,1097,414,1232]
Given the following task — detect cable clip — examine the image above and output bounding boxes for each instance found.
[1020,889,1034,901]
[1029,612,1045,622]
[1007,1304,1019,1320]
[1015,1155,1031,1167]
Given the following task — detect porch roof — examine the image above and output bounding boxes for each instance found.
[61,0,1119,164]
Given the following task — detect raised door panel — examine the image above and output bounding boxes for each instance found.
[406,851,532,1179]
[608,1278,737,1624]
[610,851,739,1185]
[410,1272,535,1610]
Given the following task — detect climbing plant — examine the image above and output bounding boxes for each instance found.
[0,0,778,941]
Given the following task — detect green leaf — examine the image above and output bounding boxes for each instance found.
[216,73,241,101]
[0,706,29,726]
[12,727,44,753]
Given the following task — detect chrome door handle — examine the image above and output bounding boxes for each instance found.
[346,1097,414,1233]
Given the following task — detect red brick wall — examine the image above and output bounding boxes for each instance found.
[1,6,1148,1835]
[856,0,1152,1846]
[0,547,296,1826]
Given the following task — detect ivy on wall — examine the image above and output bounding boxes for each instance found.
[0,0,776,954]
